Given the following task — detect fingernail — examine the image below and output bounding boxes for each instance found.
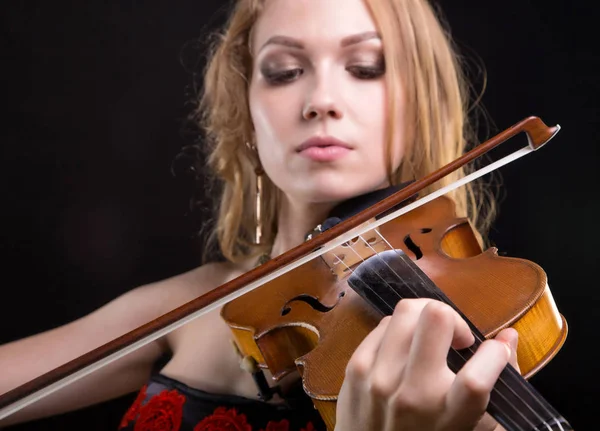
[502,341,512,358]
[506,328,519,351]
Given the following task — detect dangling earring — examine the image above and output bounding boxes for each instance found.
[254,165,264,245]
[246,141,265,246]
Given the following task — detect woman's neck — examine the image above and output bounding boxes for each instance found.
[270,197,337,258]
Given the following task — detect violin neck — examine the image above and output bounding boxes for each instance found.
[347,249,573,431]
[448,345,571,431]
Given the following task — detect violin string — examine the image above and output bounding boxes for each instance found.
[340,238,550,431]
[371,230,563,431]
[331,245,526,431]
[336,234,556,431]
[333,248,394,314]
[367,231,561,431]
[366,238,554,431]
[370,231,561,431]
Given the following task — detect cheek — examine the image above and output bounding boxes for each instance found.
[346,82,391,160]
[248,82,302,191]
[249,84,299,144]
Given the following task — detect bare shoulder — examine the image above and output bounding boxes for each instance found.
[0,263,246,425]
[81,260,244,344]
[171,260,245,294]
[138,260,244,309]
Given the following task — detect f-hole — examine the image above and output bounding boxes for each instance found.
[281,291,346,316]
[403,228,432,260]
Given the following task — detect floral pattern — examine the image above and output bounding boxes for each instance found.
[133,389,186,431]
[193,406,252,431]
[119,385,148,429]
[119,386,320,431]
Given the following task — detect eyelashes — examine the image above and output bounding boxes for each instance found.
[346,64,385,80]
[263,68,304,84]
[260,59,385,85]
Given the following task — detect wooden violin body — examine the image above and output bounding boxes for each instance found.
[221,195,568,430]
[0,116,570,429]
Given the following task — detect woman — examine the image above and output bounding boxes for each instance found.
[0,0,519,429]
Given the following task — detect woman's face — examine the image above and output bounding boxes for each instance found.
[249,0,405,205]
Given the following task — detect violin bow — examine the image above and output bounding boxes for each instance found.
[0,115,560,420]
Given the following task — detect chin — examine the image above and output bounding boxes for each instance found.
[293,175,388,205]
[272,162,391,205]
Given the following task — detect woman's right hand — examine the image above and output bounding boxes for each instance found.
[334,298,519,431]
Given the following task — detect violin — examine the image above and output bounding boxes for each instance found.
[222,194,568,430]
[0,116,573,430]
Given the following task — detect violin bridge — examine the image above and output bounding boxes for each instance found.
[320,219,389,279]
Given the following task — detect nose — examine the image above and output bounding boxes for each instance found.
[302,73,343,121]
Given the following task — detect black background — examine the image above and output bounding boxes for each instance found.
[1,1,598,429]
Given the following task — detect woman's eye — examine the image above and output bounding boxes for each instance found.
[264,68,303,85]
[347,65,385,79]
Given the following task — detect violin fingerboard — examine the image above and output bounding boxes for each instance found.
[347,250,573,431]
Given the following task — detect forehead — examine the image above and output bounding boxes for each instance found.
[253,0,378,50]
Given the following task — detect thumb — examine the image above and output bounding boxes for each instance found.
[494,327,520,373]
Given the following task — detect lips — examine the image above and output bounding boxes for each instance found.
[296,136,353,162]
[296,136,353,152]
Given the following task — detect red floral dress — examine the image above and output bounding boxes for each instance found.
[117,373,325,431]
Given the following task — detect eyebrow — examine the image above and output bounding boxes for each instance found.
[341,31,381,47]
[258,31,381,53]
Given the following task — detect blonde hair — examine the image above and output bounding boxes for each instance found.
[196,0,495,263]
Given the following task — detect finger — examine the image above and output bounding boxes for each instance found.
[474,412,501,431]
[370,299,434,379]
[402,301,474,389]
[344,298,432,409]
[444,339,511,429]
[493,328,520,372]
[339,316,392,431]
[345,315,391,383]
